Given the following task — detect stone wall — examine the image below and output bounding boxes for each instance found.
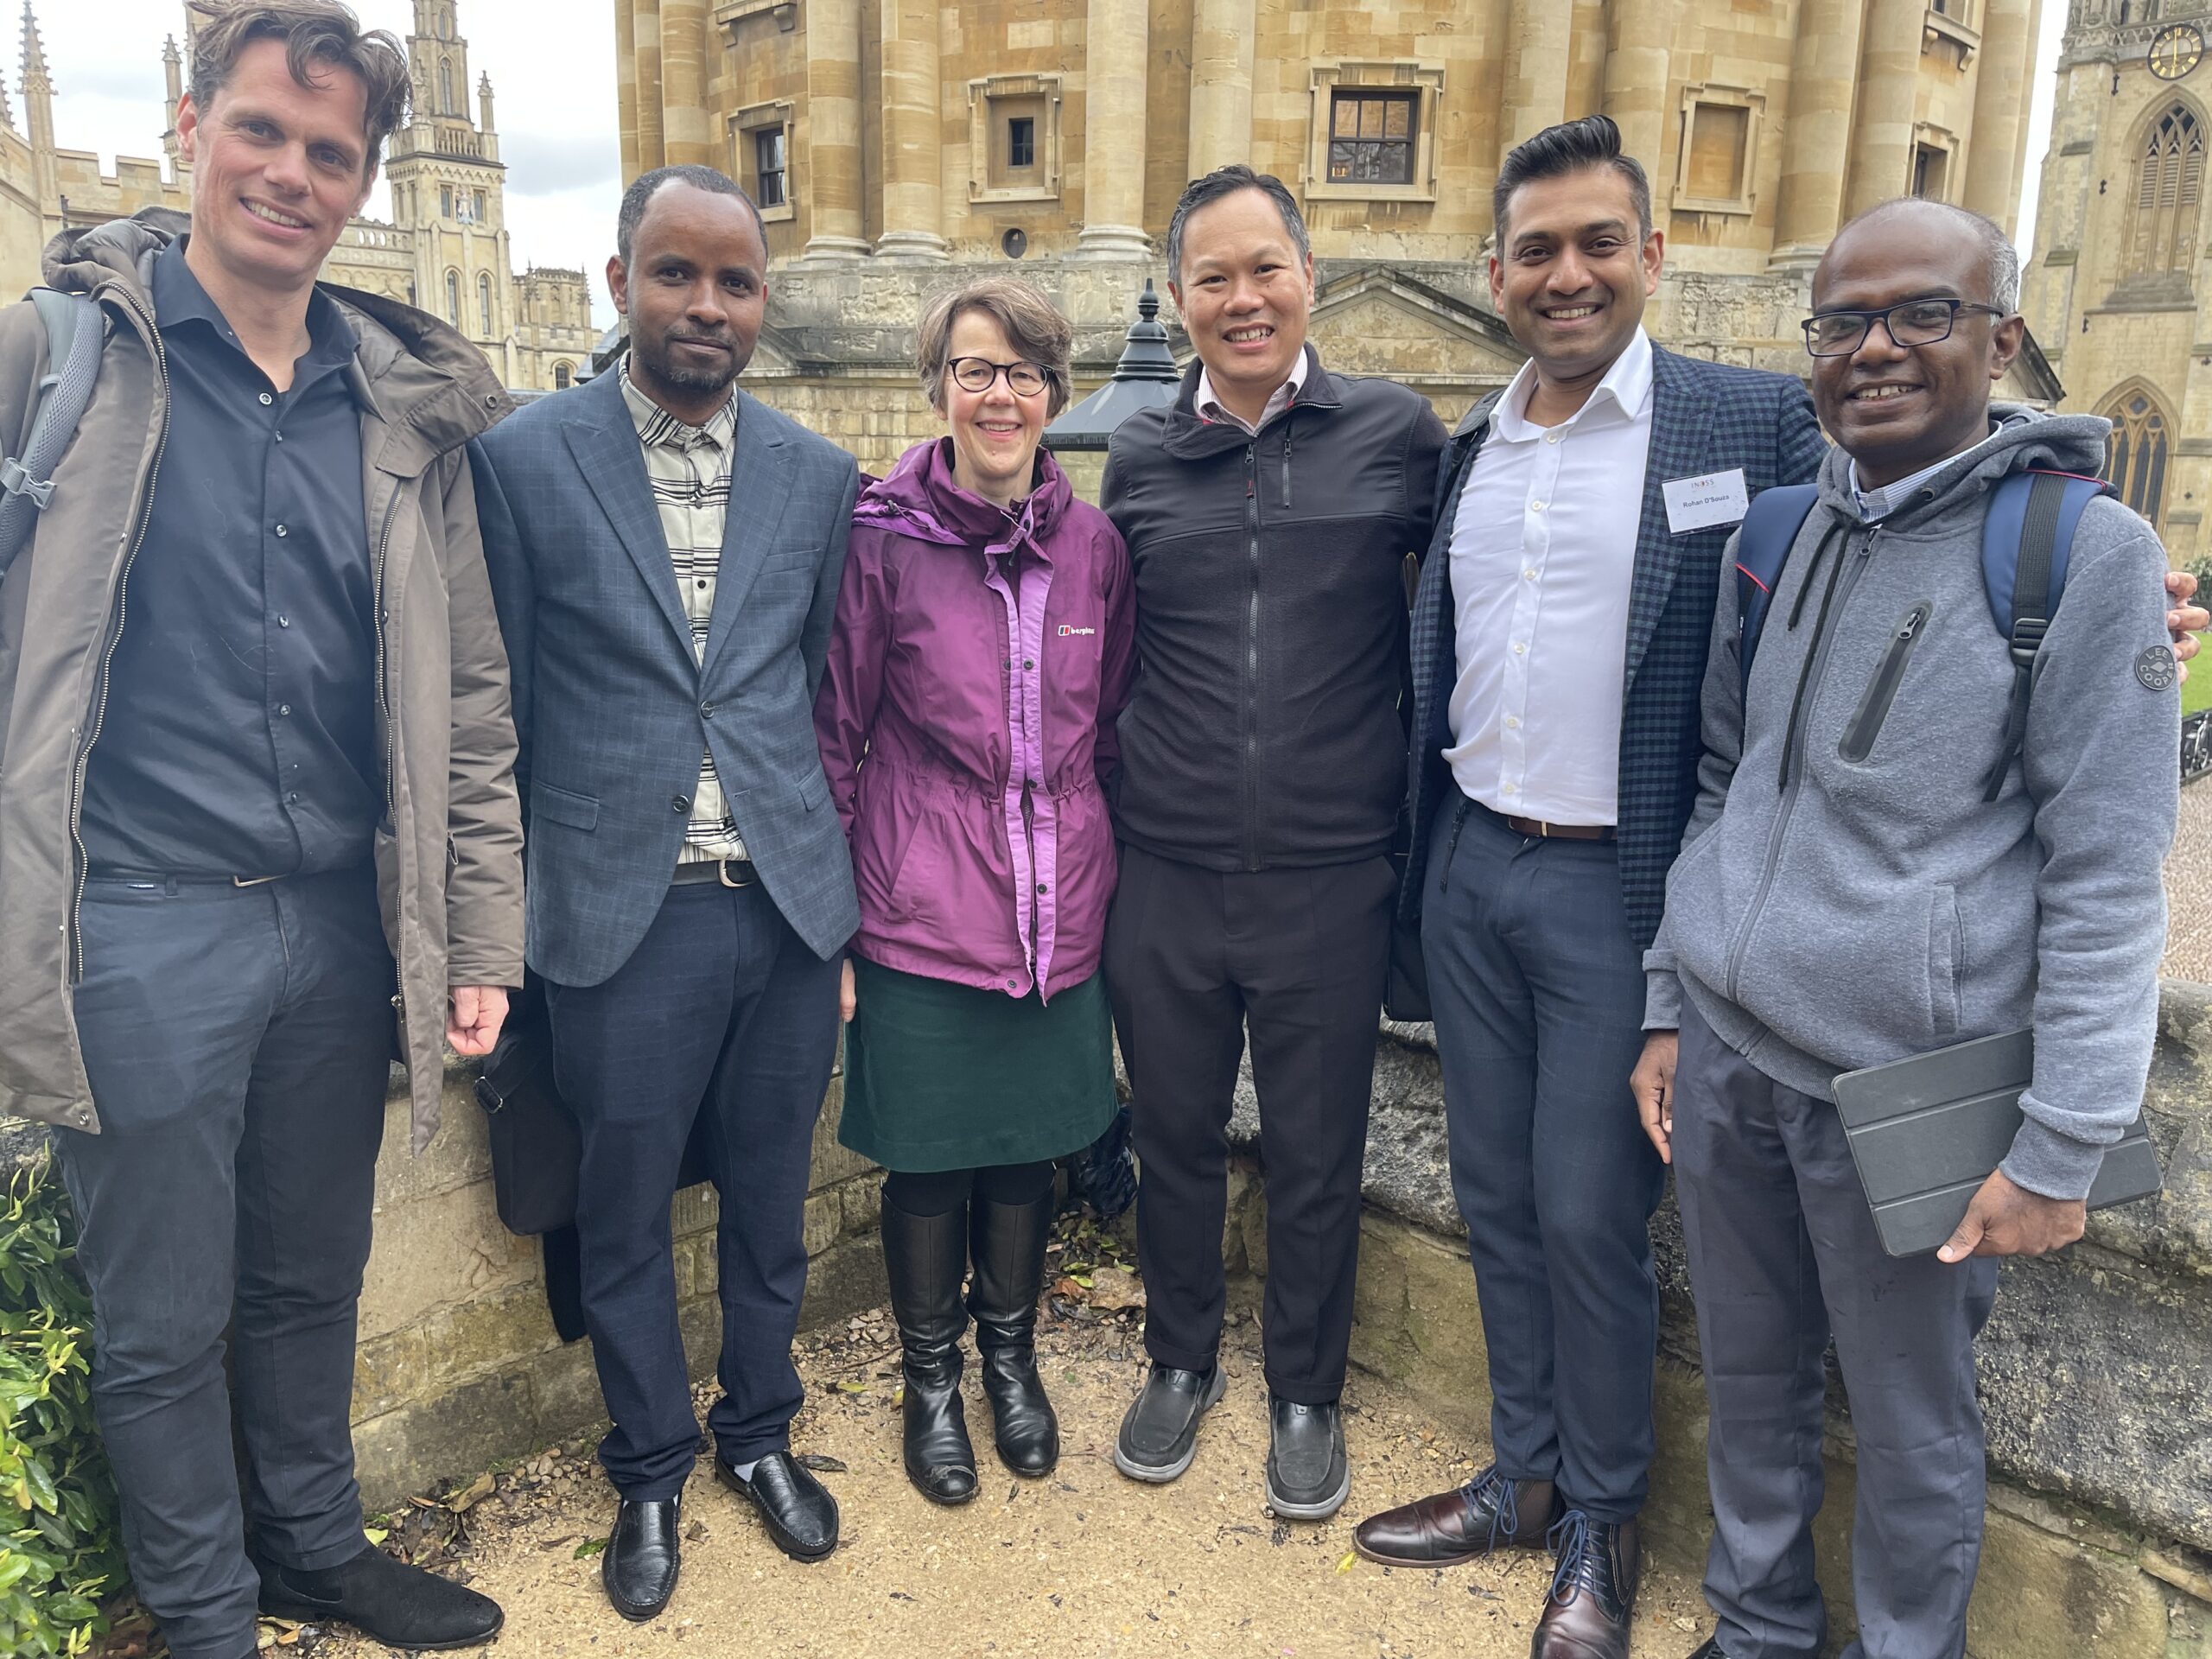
[1211,985,2212,1659]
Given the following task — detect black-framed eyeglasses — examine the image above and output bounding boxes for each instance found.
[948,356,1050,397]
[1801,298,2007,358]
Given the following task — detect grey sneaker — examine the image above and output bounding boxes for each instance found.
[1264,1395,1350,1520]
[1113,1363,1227,1483]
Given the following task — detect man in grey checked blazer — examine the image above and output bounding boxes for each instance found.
[474,166,859,1618]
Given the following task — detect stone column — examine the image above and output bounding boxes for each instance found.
[1964,0,2037,234]
[1770,0,1866,271]
[1846,0,1924,219]
[1500,0,1572,156]
[1075,0,1151,260]
[877,0,949,261]
[800,0,870,261]
[616,0,639,184]
[1600,0,1672,181]
[1187,0,1255,177]
[632,0,665,173]
[659,0,712,167]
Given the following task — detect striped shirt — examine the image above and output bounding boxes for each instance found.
[620,365,747,865]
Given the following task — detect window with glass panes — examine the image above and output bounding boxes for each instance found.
[754,127,787,208]
[1328,91,1417,186]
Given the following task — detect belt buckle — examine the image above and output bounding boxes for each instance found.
[716,859,755,890]
[232,874,280,887]
[1535,820,1553,838]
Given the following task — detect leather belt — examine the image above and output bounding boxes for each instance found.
[1497,813,1615,842]
[672,856,758,889]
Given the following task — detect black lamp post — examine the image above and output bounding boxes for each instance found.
[1044,279,1183,453]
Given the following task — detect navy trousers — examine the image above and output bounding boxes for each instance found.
[1422,796,1665,1522]
[546,878,841,1500]
[1674,1001,1999,1659]
[58,869,392,1659]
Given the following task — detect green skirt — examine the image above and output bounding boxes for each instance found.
[838,957,1117,1173]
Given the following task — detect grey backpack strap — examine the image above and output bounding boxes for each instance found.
[0,288,103,579]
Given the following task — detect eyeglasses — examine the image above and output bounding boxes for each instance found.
[1801,298,2007,357]
[948,356,1050,397]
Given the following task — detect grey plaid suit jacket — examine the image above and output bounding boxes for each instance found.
[473,369,861,985]
[1402,345,1827,953]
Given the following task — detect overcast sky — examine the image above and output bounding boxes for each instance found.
[39,0,622,323]
[39,1,2074,329]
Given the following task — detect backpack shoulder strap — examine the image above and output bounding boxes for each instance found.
[0,288,102,580]
[1734,483,1821,696]
[1978,468,2113,801]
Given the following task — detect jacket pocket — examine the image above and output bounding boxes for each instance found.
[1839,600,1933,763]
[1928,883,1962,1040]
[530,780,600,831]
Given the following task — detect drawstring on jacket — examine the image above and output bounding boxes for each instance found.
[1777,518,1849,791]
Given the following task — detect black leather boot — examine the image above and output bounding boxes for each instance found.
[880,1190,978,1505]
[968,1189,1059,1476]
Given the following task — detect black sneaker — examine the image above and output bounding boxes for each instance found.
[1264,1395,1350,1520]
[1113,1363,1226,1483]
[257,1541,504,1649]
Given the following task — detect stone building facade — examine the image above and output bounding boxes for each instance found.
[2024,0,2212,564]
[0,0,596,394]
[616,0,2051,477]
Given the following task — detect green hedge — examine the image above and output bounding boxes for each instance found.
[0,1150,124,1657]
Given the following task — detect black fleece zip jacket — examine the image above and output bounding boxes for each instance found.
[1099,349,1448,871]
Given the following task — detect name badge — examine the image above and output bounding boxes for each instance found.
[1662,468,1751,534]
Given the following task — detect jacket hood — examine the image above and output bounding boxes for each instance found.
[856,435,1075,552]
[43,207,509,459]
[1815,403,2113,524]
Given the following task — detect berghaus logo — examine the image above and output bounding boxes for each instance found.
[1058,625,1096,636]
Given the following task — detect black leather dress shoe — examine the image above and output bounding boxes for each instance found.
[1114,1363,1226,1483]
[1352,1464,1560,1566]
[1265,1395,1350,1520]
[257,1541,504,1650]
[717,1449,840,1561]
[1533,1511,1640,1659]
[601,1497,681,1622]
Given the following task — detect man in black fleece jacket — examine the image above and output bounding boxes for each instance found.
[1100,167,1448,1519]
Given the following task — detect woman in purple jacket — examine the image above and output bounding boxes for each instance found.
[814,279,1135,1507]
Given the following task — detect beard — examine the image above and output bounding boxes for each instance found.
[634,329,746,395]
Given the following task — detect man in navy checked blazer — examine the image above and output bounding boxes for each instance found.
[475,166,860,1619]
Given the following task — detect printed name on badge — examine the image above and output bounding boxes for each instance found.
[1662,468,1751,534]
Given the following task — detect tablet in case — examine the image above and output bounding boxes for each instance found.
[1828,1028,2164,1258]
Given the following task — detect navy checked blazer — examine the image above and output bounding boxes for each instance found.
[473,369,862,986]
[1402,345,1827,953]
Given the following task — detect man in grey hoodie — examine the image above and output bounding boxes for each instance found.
[1634,197,2181,1659]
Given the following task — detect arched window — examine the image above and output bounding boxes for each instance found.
[478,272,493,333]
[445,269,461,326]
[553,362,573,389]
[439,59,454,114]
[2126,104,2205,278]
[2101,385,2172,525]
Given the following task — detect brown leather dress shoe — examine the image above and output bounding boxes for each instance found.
[1352,1465,1560,1567]
[1531,1512,1639,1658]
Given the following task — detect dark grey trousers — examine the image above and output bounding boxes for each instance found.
[1674,1001,1999,1659]
[1422,797,1665,1522]
[55,869,392,1659]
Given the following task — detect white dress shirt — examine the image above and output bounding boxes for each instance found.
[1444,327,1656,826]
[1195,349,1309,434]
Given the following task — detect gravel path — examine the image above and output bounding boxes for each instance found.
[308,1310,1711,1659]
[2164,781,2212,982]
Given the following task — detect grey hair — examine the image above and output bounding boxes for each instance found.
[616,164,765,265]
[1834,197,2021,315]
[1165,165,1311,284]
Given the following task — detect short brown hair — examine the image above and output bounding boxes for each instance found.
[916,279,1075,418]
[188,0,411,172]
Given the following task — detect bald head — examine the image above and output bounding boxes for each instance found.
[1818,198,2018,315]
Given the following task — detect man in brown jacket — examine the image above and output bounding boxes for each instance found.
[0,7,522,1657]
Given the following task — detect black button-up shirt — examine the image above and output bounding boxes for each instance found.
[80,238,380,879]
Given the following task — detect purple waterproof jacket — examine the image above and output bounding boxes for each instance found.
[814,438,1135,1001]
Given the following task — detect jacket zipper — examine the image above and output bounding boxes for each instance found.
[67,294,169,983]
[1243,442,1262,872]
[1839,600,1932,764]
[1723,528,1876,1004]
[371,493,405,1027]
[1279,414,1294,510]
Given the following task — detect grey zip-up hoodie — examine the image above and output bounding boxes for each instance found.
[1644,406,2179,1201]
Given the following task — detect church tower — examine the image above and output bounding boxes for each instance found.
[382,0,516,377]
